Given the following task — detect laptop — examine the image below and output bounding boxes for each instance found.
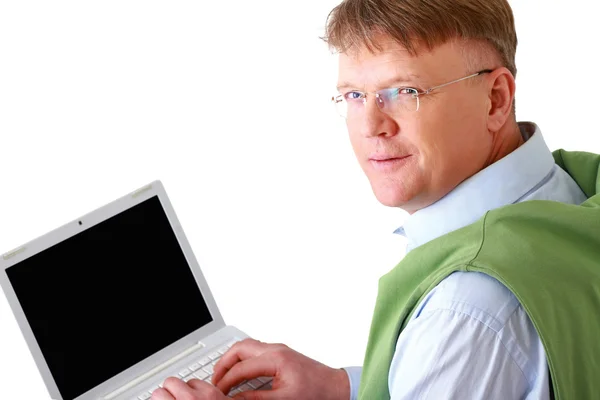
[0,180,271,400]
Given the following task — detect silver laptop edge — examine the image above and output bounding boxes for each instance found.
[0,180,240,400]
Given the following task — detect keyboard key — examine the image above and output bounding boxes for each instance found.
[239,383,252,392]
[232,380,246,389]
[183,375,195,383]
[194,370,209,380]
[257,376,272,384]
[203,364,214,374]
[199,357,211,366]
[208,352,221,360]
[178,368,192,377]
[248,378,263,389]
[228,388,242,397]
[189,362,201,371]
[218,346,229,354]
[148,384,160,392]
[138,393,151,400]
[226,340,239,348]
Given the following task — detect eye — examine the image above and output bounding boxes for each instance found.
[343,91,365,101]
[399,87,419,96]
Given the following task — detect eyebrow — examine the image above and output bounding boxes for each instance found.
[336,72,422,92]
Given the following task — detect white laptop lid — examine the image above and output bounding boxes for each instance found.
[0,180,226,400]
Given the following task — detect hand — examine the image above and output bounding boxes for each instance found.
[151,377,229,400]
[212,339,350,400]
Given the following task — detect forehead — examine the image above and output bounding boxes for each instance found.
[337,39,466,89]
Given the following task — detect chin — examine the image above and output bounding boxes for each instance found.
[371,184,416,208]
[364,159,424,209]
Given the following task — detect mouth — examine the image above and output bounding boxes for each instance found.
[369,155,412,171]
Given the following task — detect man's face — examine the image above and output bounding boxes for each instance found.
[338,39,494,213]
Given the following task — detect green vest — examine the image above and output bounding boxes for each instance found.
[358,149,600,400]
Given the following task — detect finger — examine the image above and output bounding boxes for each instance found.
[162,377,196,397]
[150,387,175,400]
[187,378,217,391]
[213,339,265,384]
[216,353,277,395]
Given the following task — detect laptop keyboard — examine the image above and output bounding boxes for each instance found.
[133,340,273,399]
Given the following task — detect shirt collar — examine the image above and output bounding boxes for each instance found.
[395,122,555,251]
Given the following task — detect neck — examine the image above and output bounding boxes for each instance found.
[484,121,524,168]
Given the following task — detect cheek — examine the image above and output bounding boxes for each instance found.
[401,117,440,171]
[412,101,489,186]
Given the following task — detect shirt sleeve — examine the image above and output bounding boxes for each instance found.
[388,308,533,400]
[342,366,362,400]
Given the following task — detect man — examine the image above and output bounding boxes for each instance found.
[152,0,600,399]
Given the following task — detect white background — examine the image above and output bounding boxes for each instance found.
[1,1,599,399]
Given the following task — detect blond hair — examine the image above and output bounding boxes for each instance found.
[323,0,518,78]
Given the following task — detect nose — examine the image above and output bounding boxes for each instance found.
[354,95,399,138]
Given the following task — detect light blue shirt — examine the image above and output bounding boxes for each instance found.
[344,122,588,399]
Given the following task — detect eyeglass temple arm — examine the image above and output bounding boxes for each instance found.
[422,69,493,95]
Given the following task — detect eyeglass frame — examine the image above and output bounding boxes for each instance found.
[331,69,494,117]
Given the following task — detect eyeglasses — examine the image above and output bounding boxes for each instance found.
[331,69,493,119]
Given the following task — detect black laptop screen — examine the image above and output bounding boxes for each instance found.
[6,195,213,400]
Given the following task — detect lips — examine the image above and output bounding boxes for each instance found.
[369,155,412,172]
[369,154,411,162]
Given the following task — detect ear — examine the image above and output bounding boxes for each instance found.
[486,67,516,132]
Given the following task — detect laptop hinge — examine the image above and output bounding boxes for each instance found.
[101,341,206,400]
